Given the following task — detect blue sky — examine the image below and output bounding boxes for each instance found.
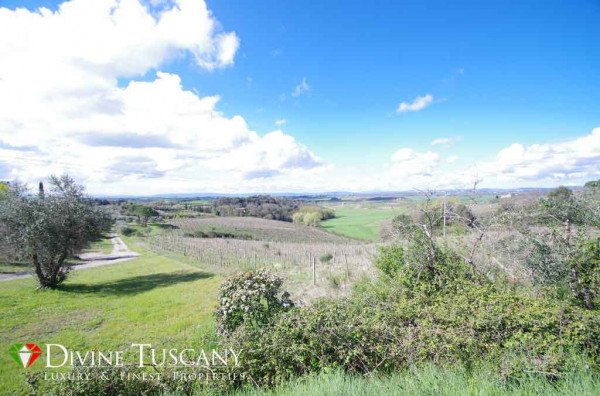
[205,0,600,161]
[0,0,599,194]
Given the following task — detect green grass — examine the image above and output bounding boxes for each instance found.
[0,243,221,395]
[229,365,600,396]
[82,237,114,254]
[0,261,29,274]
[320,205,402,241]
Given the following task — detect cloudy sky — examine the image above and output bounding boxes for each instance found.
[0,0,599,195]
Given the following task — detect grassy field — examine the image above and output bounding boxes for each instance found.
[0,261,29,274]
[230,366,600,396]
[0,242,221,395]
[82,237,114,255]
[321,205,402,241]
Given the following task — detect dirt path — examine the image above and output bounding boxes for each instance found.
[0,235,139,282]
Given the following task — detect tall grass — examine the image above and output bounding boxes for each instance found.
[225,364,600,396]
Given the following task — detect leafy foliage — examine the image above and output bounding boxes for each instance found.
[25,363,236,396]
[567,238,600,309]
[0,175,112,288]
[225,239,599,388]
[421,199,476,230]
[524,230,571,286]
[292,205,335,226]
[128,203,159,226]
[120,226,137,236]
[26,365,164,396]
[374,244,404,277]
[184,228,253,240]
[213,195,301,221]
[584,179,600,189]
[540,186,586,226]
[215,269,294,335]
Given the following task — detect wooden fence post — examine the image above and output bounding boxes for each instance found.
[345,254,349,287]
[312,256,316,286]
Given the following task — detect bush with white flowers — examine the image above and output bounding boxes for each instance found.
[216,269,294,335]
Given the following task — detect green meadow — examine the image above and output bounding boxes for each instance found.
[320,205,401,241]
[0,241,221,395]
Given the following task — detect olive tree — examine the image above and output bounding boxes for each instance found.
[128,204,159,226]
[0,175,112,288]
[540,186,586,243]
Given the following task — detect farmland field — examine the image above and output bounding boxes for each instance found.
[170,216,352,244]
[320,205,403,241]
[139,217,378,302]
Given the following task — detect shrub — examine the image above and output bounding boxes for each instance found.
[292,205,335,227]
[292,212,304,224]
[327,273,342,289]
[302,212,321,227]
[320,253,333,263]
[585,179,600,189]
[128,203,159,227]
[524,232,570,286]
[568,238,600,309]
[229,278,599,387]
[215,269,294,335]
[120,226,136,236]
[413,198,477,232]
[26,365,164,395]
[227,244,600,387]
[522,234,600,309]
[295,205,335,219]
[25,363,237,395]
[374,245,405,277]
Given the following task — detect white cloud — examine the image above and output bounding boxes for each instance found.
[431,136,461,146]
[0,0,323,194]
[206,131,321,180]
[275,119,287,126]
[387,128,600,190]
[396,94,433,113]
[373,128,600,192]
[291,78,310,97]
[390,148,439,177]
[475,128,600,184]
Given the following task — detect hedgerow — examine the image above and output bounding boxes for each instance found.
[223,242,599,387]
